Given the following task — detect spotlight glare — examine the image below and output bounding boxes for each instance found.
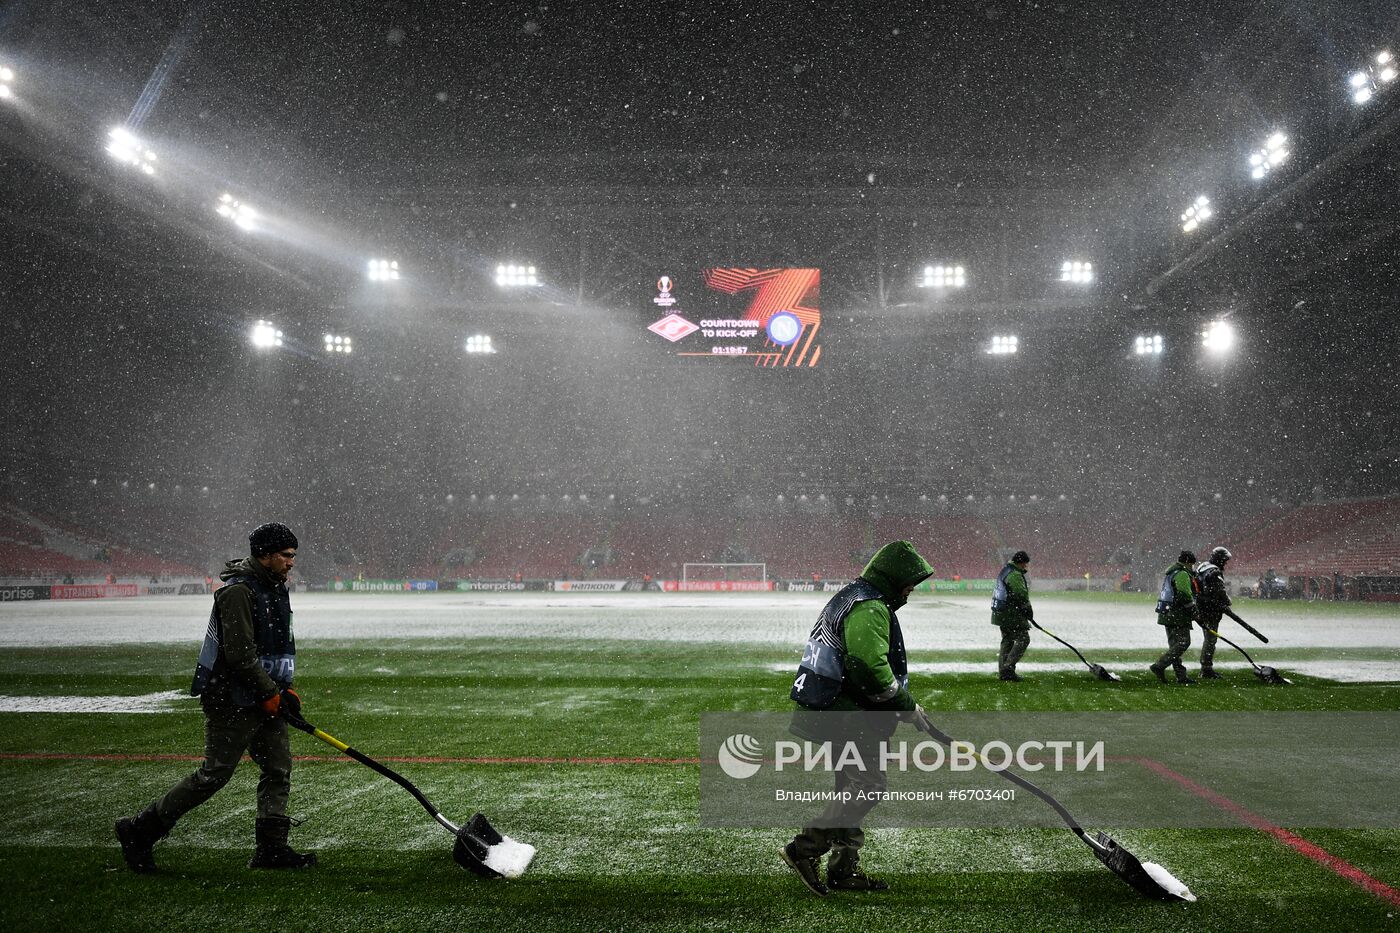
[250,319,283,349]
[918,262,967,288]
[465,334,497,354]
[105,126,158,175]
[1180,196,1213,234]
[988,334,1019,355]
[1134,334,1164,355]
[1202,320,1236,354]
[495,263,541,287]
[323,333,353,354]
[367,258,400,282]
[0,67,12,82]
[1247,132,1288,178]
[215,193,257,231]
[1059,260,1093,284]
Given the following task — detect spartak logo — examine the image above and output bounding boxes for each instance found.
[648,313,699,342]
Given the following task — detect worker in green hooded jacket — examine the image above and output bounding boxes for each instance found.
[782,540,935,896]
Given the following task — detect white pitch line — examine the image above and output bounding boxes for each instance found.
[0,690,189,713]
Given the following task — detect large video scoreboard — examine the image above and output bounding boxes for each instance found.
[643,267,821,367]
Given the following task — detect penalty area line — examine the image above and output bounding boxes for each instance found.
[1136,757,1400,908]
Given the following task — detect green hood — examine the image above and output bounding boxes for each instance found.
[860,541,935,603]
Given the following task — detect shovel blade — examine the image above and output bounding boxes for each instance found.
[1256,666,1292,685]
[1089,664,1121,682]
[1089,831,1191,901]
[452,812,537,879]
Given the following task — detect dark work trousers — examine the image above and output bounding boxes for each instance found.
[790,730,888,865]
[1198,612,1222,669]
[152,698,292,828]
[1156,623,1194,677]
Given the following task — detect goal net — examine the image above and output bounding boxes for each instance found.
[680,563,770,591]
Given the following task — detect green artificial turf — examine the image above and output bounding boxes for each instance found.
[2,596,1400,931]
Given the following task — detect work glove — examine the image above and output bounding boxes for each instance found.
[901,704,933,732]
[278,687,302,720]
[259,692,281,716]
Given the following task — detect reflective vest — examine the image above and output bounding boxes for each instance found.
[1155,564,1194,615]
[790,579,907,710]
[190,573,295,705]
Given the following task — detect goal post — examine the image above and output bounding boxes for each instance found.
[681,563,768,584]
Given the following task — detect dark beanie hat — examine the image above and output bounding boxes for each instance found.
[1011,550,1030,565]
[250,522,298,557]
[1179,550,1197,565]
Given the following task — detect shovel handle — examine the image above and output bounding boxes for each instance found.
[916,719,1084,835]
[285,712,451,828]
[1223,609,1269,643]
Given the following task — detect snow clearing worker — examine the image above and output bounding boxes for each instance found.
[115,522,316,873]
[782,540,935,896]
[1194,547,1234,679]
[1151,550,1199,685]
[991,550,1034,681]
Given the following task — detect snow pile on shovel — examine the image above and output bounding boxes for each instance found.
[483,835,536,878]
[1142,862,1196,901]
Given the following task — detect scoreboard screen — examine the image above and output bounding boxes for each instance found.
[644,267,821,367]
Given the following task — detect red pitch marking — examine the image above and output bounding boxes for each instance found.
[1137,757,1400,908]
[0,751,700,766]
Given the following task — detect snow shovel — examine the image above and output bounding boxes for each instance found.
[1030,619,1121,682]
[1223,608,1269,644]
[1201,624,1291,685]
[285,712,536,878]
[915,716,1193,901]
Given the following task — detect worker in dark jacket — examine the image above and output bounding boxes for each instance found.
[783,540,935,896]
[1151,550,1199,685]
[1194,547,1233,679]
[115,523,315,872]
[991,551,1034,681]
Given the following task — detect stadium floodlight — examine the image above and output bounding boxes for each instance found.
[367,258,400,282]
[1134,334,1165,355]
[215,193,257,231]
[0,65,14,99]
[1248,132,1289,179]
[105,127,157,175]
[918,264,967,288]
[323,333,353,354]
[1350,50,1397,105]
[1180,196,1213,233]
[1202,319,1235,354]
[988,334,1019,355]
[1059,260,1093,284]
[250,319,283,349]
[465,334,496,354]
[495,263,539,287]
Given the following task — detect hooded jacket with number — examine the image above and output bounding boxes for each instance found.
[190,557,295,705]
[790,540,934,721]
[1155,562,1198,627]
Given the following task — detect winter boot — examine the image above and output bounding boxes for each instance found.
[827,848,889,892]
[780,842,828,896]
[1149,663,1167,683]
[1200,666,1223,680]
[115,804,170,873]
[998,670,1023,682]
[1175,671,1197,685]
[248,816,317,869]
